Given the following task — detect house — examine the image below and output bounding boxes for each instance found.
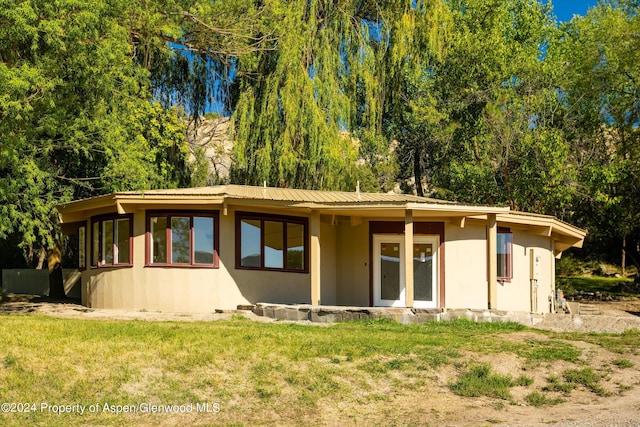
[55,185,586,314]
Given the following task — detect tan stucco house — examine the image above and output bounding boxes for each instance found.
[55,185,586,314]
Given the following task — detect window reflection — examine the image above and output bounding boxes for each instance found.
[241,219,261,267]
[194,217,214,264]
[171,217,190,264]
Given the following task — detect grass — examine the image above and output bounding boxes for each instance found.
[0,315,636,426]
[563,367,611,396]
[449,364,515,400]
[543,368,611,397]
[543,374,577,394]
[612,358,634,368]
[556,276,634,296]
[524,391,564,407]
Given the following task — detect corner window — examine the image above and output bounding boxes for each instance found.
[497,227,512,280]
[91,214,132,267]
[147,212,219,267]
[236,212,307,272]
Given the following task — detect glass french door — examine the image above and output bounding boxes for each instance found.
[373,235,438,308]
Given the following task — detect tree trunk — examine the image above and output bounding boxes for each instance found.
[35,248,46,270]
[48,247,66,299]
[414,145,424,197]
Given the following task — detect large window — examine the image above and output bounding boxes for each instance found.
[497,227,512,280]
[91,215,132,267]
[147,212,219,267]
[236,212,307,272]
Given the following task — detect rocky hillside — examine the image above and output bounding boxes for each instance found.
[187,117,234,183]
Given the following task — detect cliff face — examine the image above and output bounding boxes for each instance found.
[187,117,233,183]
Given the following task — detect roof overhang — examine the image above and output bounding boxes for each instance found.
[55,186,586,255]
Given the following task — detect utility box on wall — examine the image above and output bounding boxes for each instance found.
[529,249,540,313]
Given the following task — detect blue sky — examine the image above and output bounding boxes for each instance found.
[551,0,600,22]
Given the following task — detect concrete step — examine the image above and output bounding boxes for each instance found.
[579,303,601,315]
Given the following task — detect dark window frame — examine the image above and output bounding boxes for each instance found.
[90,213,133,268]
[235,211,309,273]
[497,226,513,281]
[145,210,220,268]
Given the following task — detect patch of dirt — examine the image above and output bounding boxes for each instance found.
[591,298,640,317]
[532,299,640,333]
[0,294,271,322]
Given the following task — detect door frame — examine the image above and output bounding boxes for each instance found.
[372,234,439,308]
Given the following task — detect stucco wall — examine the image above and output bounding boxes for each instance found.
[335,222,370,306]
[83,208,313,312]
[78,208,559,313]
[320,221,337,305]
[443,223,488,310]
[496,230,554,314]
[443,223,555,314]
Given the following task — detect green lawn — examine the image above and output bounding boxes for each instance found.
[556,276,634,295]
[0,315,638,426]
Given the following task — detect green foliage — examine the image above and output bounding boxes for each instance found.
[0,0,190,264]
[551,0,640,251]
[558,276,633,296]
[3,0,640,265]
[229,0,448,191]
[401,0,577,213]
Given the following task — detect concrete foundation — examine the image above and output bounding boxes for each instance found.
[253,303,546,326]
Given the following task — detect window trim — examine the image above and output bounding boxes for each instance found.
[90,214,133,268]
[145,210,220,268]
[497,226,513,281]
[235,211,309,273]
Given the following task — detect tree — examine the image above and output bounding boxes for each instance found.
[228,0,448,191]
[0,0,189,267]
[552,0,640,267]
[384,0,578,216]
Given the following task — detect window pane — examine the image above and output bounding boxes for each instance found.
[413,243,433,301]
[264,221,284,268]
[287,223,304,270]
[497,233,512,278]
[92,222,99,266]
[151,217,167,263]
[380,243,400,300]
[102,220,113,265]
[116,218,130,264]
[171,217,191,264]
[241,219,261,267]
[194,217,214,264]
[79,226,86,269]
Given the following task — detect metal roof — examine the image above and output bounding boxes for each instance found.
[116,184,458,205]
